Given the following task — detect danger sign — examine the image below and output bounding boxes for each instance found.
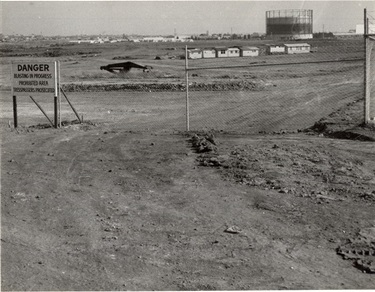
[11,62,58,96]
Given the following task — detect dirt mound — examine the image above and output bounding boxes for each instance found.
[190,133,217,153]
[61,80,266,93]
[192,134,375,203]
[307,99,375,141]
[9,120,98,133]
[337,227,375,273]
[62,83,185,92]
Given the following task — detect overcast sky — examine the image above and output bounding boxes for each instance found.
[1,1,374,36]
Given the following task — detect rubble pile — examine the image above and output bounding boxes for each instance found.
[190,133,218,154]
[194,139,375,202]
[337,227,375,274]
[62,80,265,92]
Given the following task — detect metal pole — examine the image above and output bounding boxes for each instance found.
[13,95,18,128]
[185,45,190,131]
[367,18,375,124]
[366,17,373,124]
[58,61,61,128]
[53,61,60,128]
[29,95,55,127]
[364,9,370,124]
[54,95,58,128]
[11,62,17,128]
[60,87,82,123]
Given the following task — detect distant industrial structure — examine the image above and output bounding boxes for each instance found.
[266,9,313,40]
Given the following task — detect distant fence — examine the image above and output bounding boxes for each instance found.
[365,8,375,125]
[184,43,365,133]
[4,36,374,133]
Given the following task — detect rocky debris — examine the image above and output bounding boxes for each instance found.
[337,227,375,273]
[62,83,184,92]
[112,56,136,60]
[354,259,375,274]
[359,191,375,200]
[190,133,217,154]
[26,120,97,131]
[192,139,375,202]
[61,80,265,93]
[224,225,242,234]
[28,123,52,129]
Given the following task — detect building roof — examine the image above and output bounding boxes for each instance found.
[239,46,259,50]
[214,46,228,51]
[265,44,285,47]
[284,43,311,47]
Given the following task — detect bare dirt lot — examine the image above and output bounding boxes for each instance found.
[1,125,375,290]
[1,39,375,290]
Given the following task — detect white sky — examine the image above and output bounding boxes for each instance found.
[1,1,375,36]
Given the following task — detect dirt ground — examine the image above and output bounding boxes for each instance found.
[1,120,375,291]
[1,39,375,290]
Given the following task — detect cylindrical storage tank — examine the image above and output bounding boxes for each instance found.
[266,9,313,40]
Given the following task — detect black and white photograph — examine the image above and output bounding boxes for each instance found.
[1,0,375,290]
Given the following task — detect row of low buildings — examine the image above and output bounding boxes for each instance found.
[187,43,311,59]
[188,46,260,59]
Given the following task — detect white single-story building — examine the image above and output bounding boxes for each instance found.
[143,37,165,42]
[239,46,259,57]
[202,48,216,58]
[266,44,286,55]
[227,47,240,57]
[187,48,203,59]
[284,43,311,54]
[215,47,229,58]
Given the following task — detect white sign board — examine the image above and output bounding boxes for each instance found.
[11,62,58,96]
